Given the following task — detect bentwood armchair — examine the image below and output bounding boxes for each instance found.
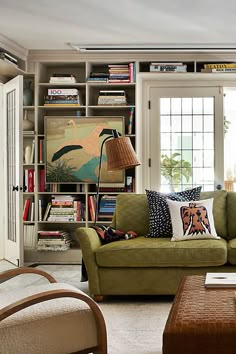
[0,267,107,354]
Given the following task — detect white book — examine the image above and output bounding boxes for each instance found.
[205,273,236,288]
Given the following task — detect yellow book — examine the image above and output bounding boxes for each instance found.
[204,63,236,69]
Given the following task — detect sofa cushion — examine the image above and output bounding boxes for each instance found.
[200,190,228,238]
[145,187,202,238]
[113,194,149,235]
[227,238,236,264]
[95,237,227,267]
[167,198,219,241]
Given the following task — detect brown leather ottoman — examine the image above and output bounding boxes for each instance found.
[163,275,236,354]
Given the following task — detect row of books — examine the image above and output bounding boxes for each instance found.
[42,195,85,222]
[44,88,82,106]
[88,195,117,221]
[97,90,127,106]
[99,195,116,219]
[87,62,135,83]
[37,230,72,251]
[150,62,187,72]
[24,224,36,249]
[23,197,35,221]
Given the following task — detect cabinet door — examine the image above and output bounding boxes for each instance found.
[3,75,24,266]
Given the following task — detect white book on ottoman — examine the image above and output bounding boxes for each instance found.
[205,272,236,287]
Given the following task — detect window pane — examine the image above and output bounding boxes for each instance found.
[160,115,170,132]
[182,115,192,132]
[193,97,203,114]
[203,97,214,114]
[171,115,181,132]
[172,134,181,150]
[193,115,203,132]
[204,150,214,167]
[193,150,203,167]
[204,115,214,132]
[160,98,170,114]
[171,98,181,114]
[161,133,171,149]
[182,150,192,165]
[204,133,214,149]
[193,133,203,149]
[182,134,192,149]
[182,98,192,114]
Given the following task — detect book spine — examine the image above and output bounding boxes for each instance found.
[44,100,80,104]
[47,88,79,95]
[23,198,31,221]
[127,108,134,135]
[204,63,236,69]
[27,169,35,192]
[39,169,45,192]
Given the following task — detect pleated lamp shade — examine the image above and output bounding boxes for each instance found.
[105,136,141,171]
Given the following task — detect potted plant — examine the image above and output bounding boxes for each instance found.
[161,153,192,192]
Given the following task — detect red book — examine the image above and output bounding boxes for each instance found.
[39,139,44,163]
[88,196,95,222]
[23,198,31,221]
[27,169,34,192]
[39,169,45,192]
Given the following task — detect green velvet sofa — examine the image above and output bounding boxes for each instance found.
[76,190,236,301]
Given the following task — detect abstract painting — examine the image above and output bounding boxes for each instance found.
[45,116,125,183]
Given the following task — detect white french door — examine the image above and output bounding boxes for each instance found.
[149,87,224,192]
[3,75,24,266]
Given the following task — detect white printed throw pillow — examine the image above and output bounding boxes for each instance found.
[167,198,220,241]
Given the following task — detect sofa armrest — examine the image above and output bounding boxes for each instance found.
[75,227,102,296]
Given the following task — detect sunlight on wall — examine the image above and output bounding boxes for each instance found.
[224,88,236,188]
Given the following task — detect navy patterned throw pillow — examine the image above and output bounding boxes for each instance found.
[145,186,202,238]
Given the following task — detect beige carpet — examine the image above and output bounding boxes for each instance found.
[0,262,173,354]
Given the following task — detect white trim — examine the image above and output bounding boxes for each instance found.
[0,33,28,60]
[0,83,4,259]
[136,72,235,192]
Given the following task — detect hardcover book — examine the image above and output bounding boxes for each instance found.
[205,273,236,287]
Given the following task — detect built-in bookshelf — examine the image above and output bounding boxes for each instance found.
[6,50,236,264]
[21,58,137,263]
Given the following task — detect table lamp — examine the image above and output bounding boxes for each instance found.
[94,129,141,224]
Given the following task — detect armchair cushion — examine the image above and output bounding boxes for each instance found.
[0,283,97,354]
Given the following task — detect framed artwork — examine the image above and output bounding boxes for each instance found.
[45,116,125,184]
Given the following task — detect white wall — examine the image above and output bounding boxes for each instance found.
[0,83,4,259]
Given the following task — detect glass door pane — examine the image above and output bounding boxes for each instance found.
[149,87,224,193]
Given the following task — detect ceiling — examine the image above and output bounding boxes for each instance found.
[0,0,236,51]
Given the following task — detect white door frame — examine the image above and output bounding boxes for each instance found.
[136,72,236,193]
[3,75,23,266]
[0,83,4,259]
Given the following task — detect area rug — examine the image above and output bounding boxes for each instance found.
[0,262,173,354]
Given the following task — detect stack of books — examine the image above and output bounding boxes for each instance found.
[97,90,127,106]
[87,72,109,82]
[37,230,72,251]
[108,63,134,83]
[43,195,84,222]
[99,195,116,219]
[49,74,76,84]
[201,63,236,73]
[44,88,81,106]
[150,62,187,72]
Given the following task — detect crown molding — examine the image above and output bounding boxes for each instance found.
[0,33,28,60]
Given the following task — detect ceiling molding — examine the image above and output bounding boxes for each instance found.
[0,33,28,60]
